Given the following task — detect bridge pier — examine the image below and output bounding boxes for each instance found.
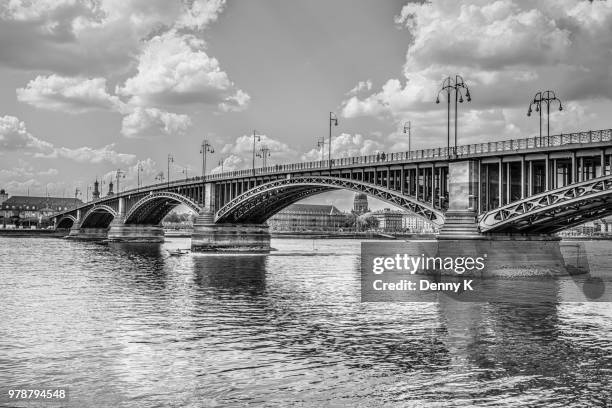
[67,226,109,240]
[191,212,271,253]
[437,160,572,276]
[107,222,165,243]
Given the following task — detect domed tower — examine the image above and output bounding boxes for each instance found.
[353,193,369,215]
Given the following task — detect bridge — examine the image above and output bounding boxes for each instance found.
[51,129,612,253]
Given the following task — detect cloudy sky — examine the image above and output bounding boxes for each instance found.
[1,0,611,210]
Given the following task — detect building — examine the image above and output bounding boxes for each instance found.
[403,214,437,233]
[370,208,404,232]
[267,203,352,231]
[352,193,369,215]
[1,195,82,227]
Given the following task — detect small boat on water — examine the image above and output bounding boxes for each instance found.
[168,248,190,256]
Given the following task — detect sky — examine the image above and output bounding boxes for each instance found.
[1,0,611,212]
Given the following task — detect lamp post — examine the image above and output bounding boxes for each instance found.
[200,140,214,177]
[527,90,563,145]
[329,112,338,168]
[403,121,411,155]
[218,159,225,173]
[137,161,143,191]
[436,75,471,157]
[167,154,174,187]
[155,172,164,183]
[256,145,271,167]
[252,130,261,175]
[182,167,188,181]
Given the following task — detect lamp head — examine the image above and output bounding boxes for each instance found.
[435,96,440,104]
[459,96,464,103]
[466,90,471,102]
[559,104,563,111]
[535,104,539,112]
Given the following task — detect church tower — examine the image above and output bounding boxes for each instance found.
[92,180,100,200]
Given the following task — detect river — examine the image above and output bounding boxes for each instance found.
[1,237,611,407]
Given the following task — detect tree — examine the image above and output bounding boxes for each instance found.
[356,213,378,231]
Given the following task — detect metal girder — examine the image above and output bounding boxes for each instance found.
[124,192,202,225]
[479,175,612,233]
[215,176,445,225]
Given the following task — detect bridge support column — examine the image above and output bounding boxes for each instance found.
[107,222,164,243]
[191,183,271,253]
[191,220,271,253]
[67,226,109,240]
[437,160,572,276]
[438,160,480,239]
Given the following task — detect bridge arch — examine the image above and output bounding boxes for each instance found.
[479,175,612,234]
[215,176,445,226]
[80,205,118,228]
[56,215,77,229]
[124,192,202,225]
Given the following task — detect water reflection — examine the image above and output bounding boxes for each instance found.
[0,238,611,407]
[192,255,267,295]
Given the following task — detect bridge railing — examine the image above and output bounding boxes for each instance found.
[71,128,612,210]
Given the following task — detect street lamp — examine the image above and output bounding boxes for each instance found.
[137,161,144,191]
[256,145,271,167]
[167,154,174,187]
[218,159,225,173]
[200,139,214,177]
[252,130,261,175]
[436,75,471,157]
[527,90,563,145]
[403,121,411,155]
[155,172,164,183]
[329,112,338,168]
[181,167,188,181]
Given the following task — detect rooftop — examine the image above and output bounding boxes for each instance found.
[278,203,343,215]
[2,196,82,211]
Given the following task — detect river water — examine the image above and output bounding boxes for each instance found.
[1,237,611,407]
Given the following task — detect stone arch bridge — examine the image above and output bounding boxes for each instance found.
[51,129,612,252]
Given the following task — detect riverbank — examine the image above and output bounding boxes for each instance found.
[0,229,68,238]
[163,229,437,240]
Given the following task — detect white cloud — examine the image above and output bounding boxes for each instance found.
[16,75,123,113]
[301,133,384,161]
[342,0,612,142]
[0,115,136,165]
[36,144,136,165]
[0,0,227,75]
[120,107,191,138]
[0,115,53,152]
[5,1,245,140]
[346,80,373,96]
[117,29,250,111]
[210,154,245,173]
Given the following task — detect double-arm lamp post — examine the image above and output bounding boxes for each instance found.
[252,130,261,175]
[200,139,215,177]
[256,145,271,168]
[329,112,338,168]
[527,90,563,145]
[436,75,471,157]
